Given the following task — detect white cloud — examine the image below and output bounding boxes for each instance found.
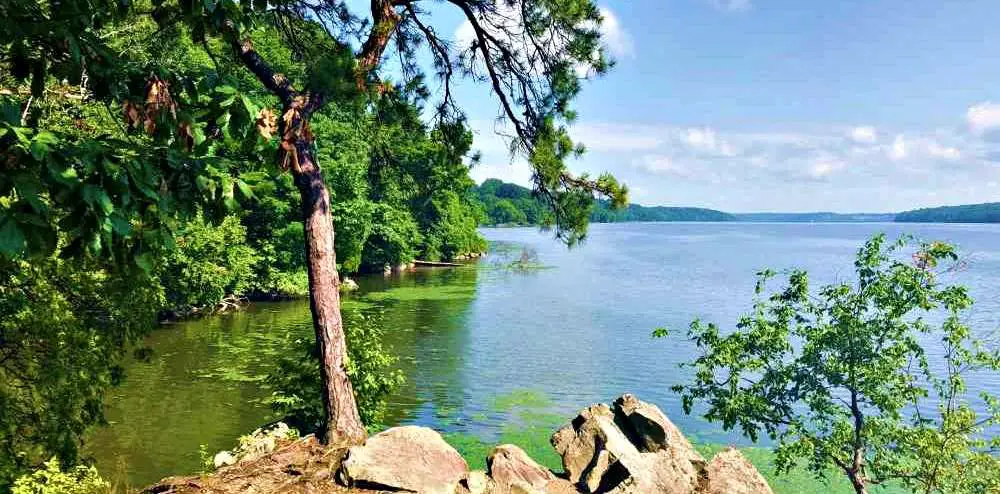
[927,142,961,161]
[850,126,877,144]
[710,0,752,13]
[682,127,737,156]
[807,157,846,179]
[598,8,634,59]
[888,134,907,160]
[967,102,1000,134]
[637,155,686,176]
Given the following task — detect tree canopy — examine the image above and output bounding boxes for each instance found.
[668,235,1000,494]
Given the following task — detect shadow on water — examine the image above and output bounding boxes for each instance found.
[85,266,481,487]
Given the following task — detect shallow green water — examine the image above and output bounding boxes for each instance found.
[86,222,1000,488]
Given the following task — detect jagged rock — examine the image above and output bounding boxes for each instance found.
[212,451,236,468]
[340,278,358,292]
[701,448,773,494]
[486,444,557,494]
[551,404,641,492]
[338,426,469,494]
[552,395,708,494]
[464,470,490,494]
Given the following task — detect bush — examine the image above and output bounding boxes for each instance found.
[160,214,259,310]
[263,309,404,433]
[12,458,109,494]
[0,258,162,489]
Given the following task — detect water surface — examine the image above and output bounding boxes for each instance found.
[87,222,1000,486]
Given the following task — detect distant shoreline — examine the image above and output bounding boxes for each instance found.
[476,179,1000,225]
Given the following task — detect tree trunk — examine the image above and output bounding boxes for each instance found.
[289,114,367,446]
[848,472,868,494]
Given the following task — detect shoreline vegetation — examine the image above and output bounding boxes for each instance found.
[476,178,1000,225]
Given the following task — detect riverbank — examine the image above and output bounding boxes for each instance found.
[145,394,775,494]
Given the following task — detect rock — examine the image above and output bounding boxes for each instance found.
[487,444,556,493]
[339,426,469,494]
[231,422,297,464]
[340,278,358,292]
[552,395,708,494]
[702,448,773,494]
[464,470,490,494]
[213,451,236,469]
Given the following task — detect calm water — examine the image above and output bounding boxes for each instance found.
[86,222,1000,486]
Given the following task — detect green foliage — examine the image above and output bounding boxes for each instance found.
[161,214,259,310]
[475,178,733,227]
[12,458,109,494]
[895,202,1000,223]
[671,234,1000,493]
[0,257,162,490]
[263,310,404,433]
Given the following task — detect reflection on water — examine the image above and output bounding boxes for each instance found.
[86,222,1000,487]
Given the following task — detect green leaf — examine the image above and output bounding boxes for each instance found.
[0,217,26,257]
[29,131,59,160]
[235,179,254,199]
[13,173,46,212]
[82,185,114,215]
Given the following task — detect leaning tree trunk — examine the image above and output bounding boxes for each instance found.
[286,104,367,446]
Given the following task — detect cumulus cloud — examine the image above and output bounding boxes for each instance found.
[850,126,877,144]
[927,142,961,161]
[967,102,1000,134]
[466,100,1000,212]
[710,0,752,13]
[888,134,907,160]
[598,8,634,59]
[807,157,846,179]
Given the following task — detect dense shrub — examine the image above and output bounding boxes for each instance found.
[12,459,109,494]
[160,214,259,310]
[0,258,162,490]
[263,310,404,433]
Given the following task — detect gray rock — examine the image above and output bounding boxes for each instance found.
[702,448,773,494]
[551,395,709,494]
[339,426,469,494]
[487,444,555,493]
[213,451,236,469]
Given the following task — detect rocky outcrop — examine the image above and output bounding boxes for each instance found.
[485,444,576,494]
[338,426,469,494]
[143,395,771,494]
[701,448,772,494]
[551,394,765,494]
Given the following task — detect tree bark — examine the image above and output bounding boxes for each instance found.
[848,473,868,494]
[286,103,367,446]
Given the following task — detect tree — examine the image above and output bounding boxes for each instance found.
[159,0,627,444]
[667,235,1000,494]
[3,0,627,446]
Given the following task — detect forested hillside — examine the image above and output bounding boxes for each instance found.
[895,202,1000,223]
[474,178,734,225]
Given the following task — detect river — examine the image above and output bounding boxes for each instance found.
[85,222,1000,486]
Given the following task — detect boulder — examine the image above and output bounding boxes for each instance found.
[464,470,490,494]
[212,451,236,469]
[701,448,773,494]
[551,395,708,494]
[340,278,359,292]
[338,426,469,494]
[486,444,557,494]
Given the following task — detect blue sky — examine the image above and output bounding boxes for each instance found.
[364,0,1000,212]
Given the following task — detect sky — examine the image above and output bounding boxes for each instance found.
[363,0,1000,212]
